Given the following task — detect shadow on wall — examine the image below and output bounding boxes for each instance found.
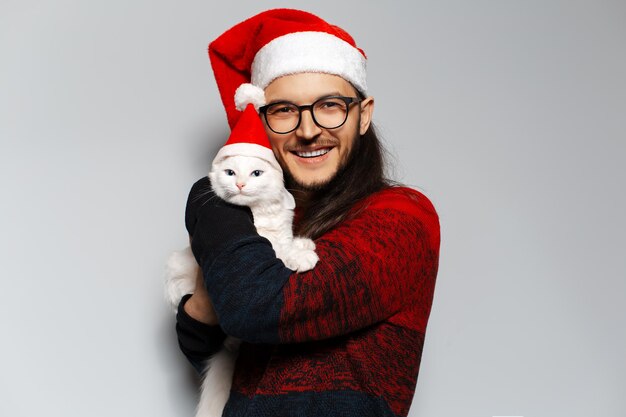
[189,113,232,173]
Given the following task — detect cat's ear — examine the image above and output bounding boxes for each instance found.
[282,189,296,210]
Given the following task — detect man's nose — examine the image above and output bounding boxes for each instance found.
[296,109,322,140]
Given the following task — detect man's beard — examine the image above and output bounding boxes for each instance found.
[284,129,361,194]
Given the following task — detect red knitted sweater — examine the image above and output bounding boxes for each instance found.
[176,185,440,417]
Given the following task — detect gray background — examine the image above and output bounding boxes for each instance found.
[1,1,624,416]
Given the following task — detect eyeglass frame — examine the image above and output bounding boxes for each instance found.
[258,96,362,134]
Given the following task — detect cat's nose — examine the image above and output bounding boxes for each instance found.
[236,183,245,190]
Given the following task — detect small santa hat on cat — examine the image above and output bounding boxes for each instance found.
[209,8,367,129]
[211,103,282,173]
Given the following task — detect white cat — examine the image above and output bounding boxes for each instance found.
[165,155,318,417]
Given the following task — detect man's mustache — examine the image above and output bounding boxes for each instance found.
[284,139,339,152]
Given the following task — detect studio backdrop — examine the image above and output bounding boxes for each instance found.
[1,1,624,416]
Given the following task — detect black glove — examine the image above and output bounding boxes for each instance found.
[184,176,256,267]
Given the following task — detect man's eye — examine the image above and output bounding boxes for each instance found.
[318,100,343,110]
[269,105,296,115]
[224,169,235,176]
[251,170,263,177]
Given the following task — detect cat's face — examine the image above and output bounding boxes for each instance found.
[209,155,287,207]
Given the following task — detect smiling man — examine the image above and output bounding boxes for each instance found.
[175,8,441,417]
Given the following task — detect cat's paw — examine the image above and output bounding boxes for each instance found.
[164,246,199,310]
[283,248,319,273]
[292,237,316,251]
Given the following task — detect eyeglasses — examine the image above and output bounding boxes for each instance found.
[258,96,362,134]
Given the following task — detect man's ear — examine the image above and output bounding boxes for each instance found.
[359,96,374,135]
[282,189,296,210]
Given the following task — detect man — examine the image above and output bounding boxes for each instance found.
[176,8,440,417]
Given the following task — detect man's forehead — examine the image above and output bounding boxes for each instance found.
[263,73,358,102]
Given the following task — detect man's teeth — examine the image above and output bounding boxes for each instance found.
[295,148,331,158]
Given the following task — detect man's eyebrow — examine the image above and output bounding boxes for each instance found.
[265,92,345,106]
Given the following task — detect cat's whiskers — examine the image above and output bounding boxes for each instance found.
[200,192,222,206]
[191,187,214,204]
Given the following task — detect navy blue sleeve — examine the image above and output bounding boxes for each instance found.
[201,236,292,344]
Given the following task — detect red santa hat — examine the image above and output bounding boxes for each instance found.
[209,8,368,129]
[212,103,282,173]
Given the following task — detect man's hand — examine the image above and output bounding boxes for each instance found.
[183,260,220,326]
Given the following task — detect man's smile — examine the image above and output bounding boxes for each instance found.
[288,146,336,166]
[291,146,333,158]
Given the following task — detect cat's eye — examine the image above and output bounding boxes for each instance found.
[224,169,235,176]
[251,170,263,177]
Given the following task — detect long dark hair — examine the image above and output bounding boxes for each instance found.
[295,107,395,239]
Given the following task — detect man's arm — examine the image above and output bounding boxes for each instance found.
[175,236,223,373]
[175,293,227,374]
[195,187,440,344]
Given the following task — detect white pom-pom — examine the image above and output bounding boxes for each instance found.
[234,83,266,111]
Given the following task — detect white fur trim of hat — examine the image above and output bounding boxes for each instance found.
[212,143,282,174]
[251,31,368,94]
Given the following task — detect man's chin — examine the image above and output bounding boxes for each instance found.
[284,171,335,193]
